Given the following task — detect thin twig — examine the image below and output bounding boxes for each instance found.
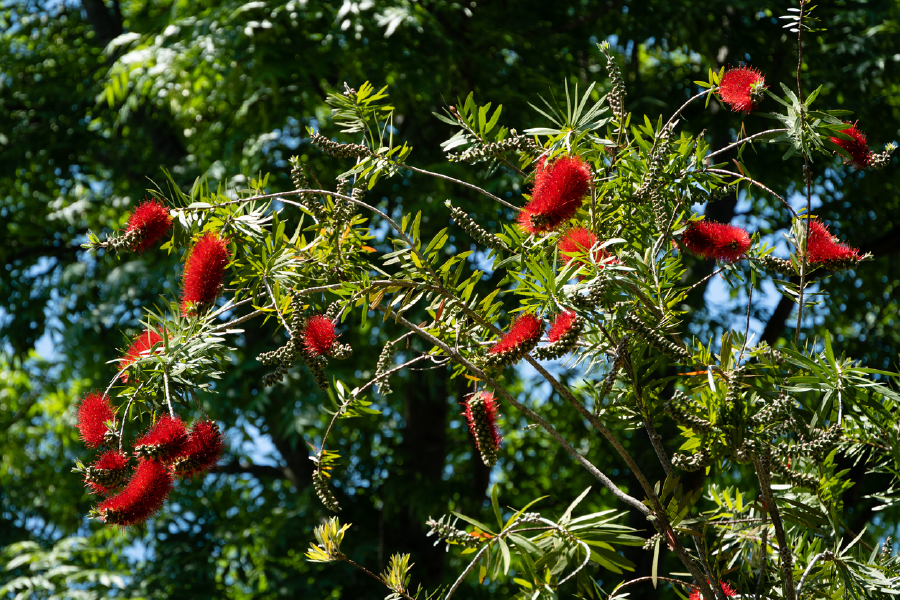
[704,129,789,162]
[404,164,520,212]
[796,550,833,597]
[703,168,797,218]
[162,368,175,418]
[340,556,416,600]
[612,575,698,593]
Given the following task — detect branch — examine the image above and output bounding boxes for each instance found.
[796,550,833,597]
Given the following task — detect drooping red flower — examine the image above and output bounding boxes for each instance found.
[547,311,579,344]
[125,199,172,253]
[303,315,338,356]
[84,450,130,495]
[173,420,225,478]
[94,459,173,526]
[681,220,751,263]
[558,227,617,278]
[518,156,592,234]
[119,329,164,383]
[689,580,737,600]
[133,415,189,461]
[488,313,543,363]
[829,122,872,169]
[718,65,766,114]
[77,392,117,448]
[806,218,861,266]
[462,392,502,467]
[181,233,230,316]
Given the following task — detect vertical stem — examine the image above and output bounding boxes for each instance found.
[755,508,769,600]
[793,0,811,347]
[162,368,175,418]
[754,452,796,600]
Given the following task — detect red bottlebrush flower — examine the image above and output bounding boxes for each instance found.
[689,581,737,600]
[681,220,751,263]
[518,156,592,234]
[94,459,173,526]
[558,227,617,278]
[173,420,225,478]
[547,311,579,344]
[133,415,189,461]
[718,65,766,114]
[462,392,502,467]
[829,122,872,169]
[486,313,543,366]
[303,315,338,357]
[806,218,861,266]
[181,233,230,316]
[77,392,117,448]
[84,450,130,494]
[125,199,172,253]
[119,329,164,383]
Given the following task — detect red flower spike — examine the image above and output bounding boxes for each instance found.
[682,220,751,263]
[173,421,225,478]
[95,459,173,526]
[689,581,737,600]
[829,122,872,169]
[548,311,579,344]
[518,156,592,234]
[133,415,189,462]
[77,392,117,448]
[181,233,230,316]
[558,227,617,278]
[462,392,502,467]
[119,329,163,383]
[806,219,861,266]
[718,65,766,114]
[487,313,543,366]
[303,315,338,357]
[84,450,130,494]
[125,199,172,253]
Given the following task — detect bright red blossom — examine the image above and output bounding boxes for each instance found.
[689,581,737,600]
[125,200,172,252]
[77,392,117,448]
[558,227,616,277]
[120,330,163,382]
[95,459,174,526]
[463,392,502,456]
[829,122,872,169]
[806,219,861,264]
[174,420,225,478]
[85,450,130,494]
[133,415,189,461]
[181,233,230,316]
[303,315,338,356]
[518,156,592,234]
[547,311,578,344]
[718,65,766,114]
[682,220,751,263]
[489,313,543,356]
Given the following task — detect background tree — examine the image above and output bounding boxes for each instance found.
[1,0,898,597]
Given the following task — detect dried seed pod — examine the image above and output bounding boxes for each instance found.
[310,132,372,158]
[463,392,502,467]
[426,515,482,549]
[622,313,691,362]
[755,254,796,276]
[672,447,710,472]
[446,131,541,163]
[447,201,506,251]
[665,391,713,434]
[313,468,341,512]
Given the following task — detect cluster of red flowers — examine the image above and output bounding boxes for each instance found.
[462,392,502,467]
[681,220,752,263]
[688,580,737,600]
[718,65,766,114]
[487,313,543,365]
[805,218,862,267]
[829,122,872,169]
[557,227,617,278]
[518,156,592,234]
[119,329,164,382]
[181,232,231,316]
[547,311,579,344]
[303,315,339,356]
[76,391,225,526]
[125,199,173,253]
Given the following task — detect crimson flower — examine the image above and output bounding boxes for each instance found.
[77,392,117,448]
[488,313,543,362]
[95,459,173,526]
[548,311,579,344]
[518,156,592,234]
[84,450,130,494]
[558,227,616,278]
[682,220,751,263]
[463,392,502,467]
[806,218,861,265]
[125,199,172,253]
[829,122,872,169]
[689,580,737,600]
[718,65,766,114]
[181,233,230,316]
[133,415,189,461]
[119,329,163,383]
[303,315,338,356]
[173,420,225,478]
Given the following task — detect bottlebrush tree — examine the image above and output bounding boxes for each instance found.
[77,6,900,600]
